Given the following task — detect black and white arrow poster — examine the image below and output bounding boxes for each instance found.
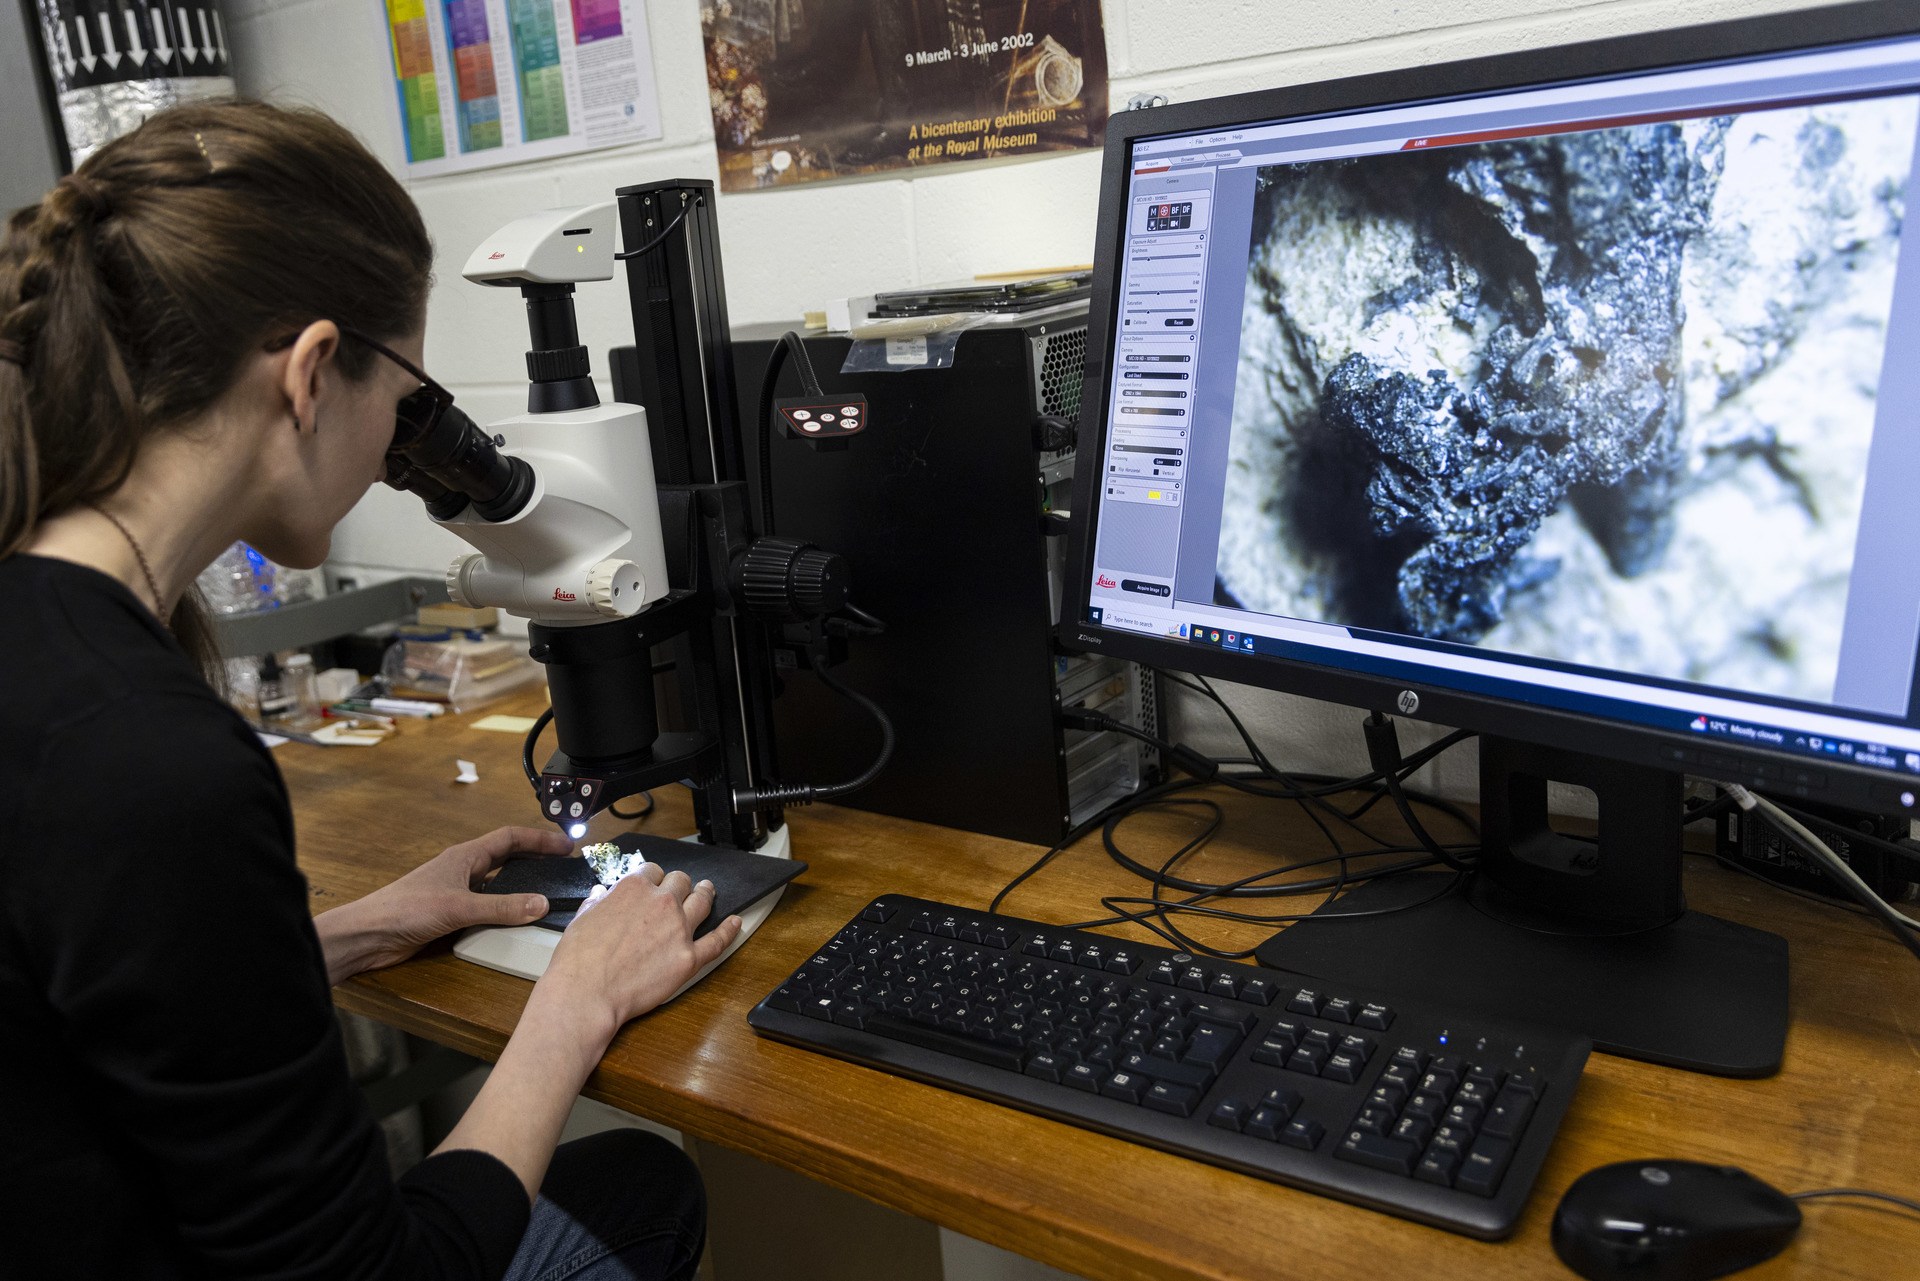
[29,0,237,164]
[33,0,232,93]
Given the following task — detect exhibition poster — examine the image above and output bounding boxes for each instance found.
[383,0,662,178]
[701,0,1109,191]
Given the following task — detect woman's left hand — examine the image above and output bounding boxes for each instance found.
[314,826,573,984]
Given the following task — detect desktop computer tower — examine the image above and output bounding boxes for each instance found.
[715,310,1161,846]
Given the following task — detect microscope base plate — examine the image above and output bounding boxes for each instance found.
[453,824,794,996]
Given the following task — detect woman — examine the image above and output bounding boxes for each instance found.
[0,101,740,1279]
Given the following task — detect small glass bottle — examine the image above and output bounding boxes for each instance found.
[258,655,294,724]
[283,652,319,722]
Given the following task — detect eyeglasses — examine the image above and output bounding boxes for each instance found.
[263,324,454,450]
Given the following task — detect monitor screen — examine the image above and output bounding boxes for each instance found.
[1071,11,1920,814]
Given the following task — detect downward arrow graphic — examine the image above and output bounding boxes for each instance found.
[125,9,148,66]
[197,10,214,67]
[211,10,228,64]
[75,16,96,74]
[98,13,121,71]
[178,10,198,63]
[152,8,174,62]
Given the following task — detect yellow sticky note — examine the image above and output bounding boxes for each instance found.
[473,714,540,733]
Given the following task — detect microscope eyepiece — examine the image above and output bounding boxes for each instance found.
[384,392,536,522]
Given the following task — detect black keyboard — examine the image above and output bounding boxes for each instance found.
[747,895,1590,1238]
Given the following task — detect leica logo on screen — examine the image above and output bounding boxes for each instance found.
[1096,573,1117,589]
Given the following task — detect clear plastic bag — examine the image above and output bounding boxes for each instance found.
[379,634,542,712]
[198,543,277,615]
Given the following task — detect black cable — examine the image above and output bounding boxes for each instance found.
[608,792,655,821]
[841,602,886,633]
[521,707,554,787]
[1089,778,1468,956]
[992,682,1481,950]
[991,728,1477,921]
[1115,796,1337,952]
[1099,793,1465,900]
[989,772,1189,915]
[732,647,895,811]
[613,195,701,260]
[1790,1188,1920,1217]
[800,650,893,800]
[754,331,825,537]
[1157,670,1284,776]
[1366,712,1477,872]
[1091,867,1468,959]
[1064,697,1476,862]
[1683,791,1740,826]
[1154,668,1479,843]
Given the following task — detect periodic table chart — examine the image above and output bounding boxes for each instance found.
[383,0,661,177]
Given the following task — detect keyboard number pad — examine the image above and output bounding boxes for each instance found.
[1336,1052,1543,1196]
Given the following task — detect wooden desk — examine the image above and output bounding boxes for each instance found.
[288,694,1919,1281]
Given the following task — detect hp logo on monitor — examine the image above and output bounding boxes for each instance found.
[1397,690,1420,715]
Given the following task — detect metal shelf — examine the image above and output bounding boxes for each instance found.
[212,576,449,658]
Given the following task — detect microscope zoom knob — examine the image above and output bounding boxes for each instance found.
[446,553,483,607]
[737,539,801,619]
[585,559,646,618]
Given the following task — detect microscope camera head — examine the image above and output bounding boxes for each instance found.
[461,202,617,416]
[461,201,618,287]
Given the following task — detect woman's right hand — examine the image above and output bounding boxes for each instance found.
[532,864,743,1042]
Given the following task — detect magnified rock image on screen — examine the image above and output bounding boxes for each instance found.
[1218,98,1917,703]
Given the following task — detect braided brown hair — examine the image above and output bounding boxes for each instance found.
[0,100,434,675]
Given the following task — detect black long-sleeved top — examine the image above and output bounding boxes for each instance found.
[0,553,530,1278]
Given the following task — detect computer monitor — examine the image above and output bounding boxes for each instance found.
[1062,0,1920,1077]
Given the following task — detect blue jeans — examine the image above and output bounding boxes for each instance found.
[502,1129,706,1281]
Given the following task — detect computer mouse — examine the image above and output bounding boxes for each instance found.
[1551,1160,1802,1280]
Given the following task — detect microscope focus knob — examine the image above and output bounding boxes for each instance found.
[585,559,647,618]
[735,537,851,621]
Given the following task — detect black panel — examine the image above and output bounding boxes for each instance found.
[726,321,1072,845]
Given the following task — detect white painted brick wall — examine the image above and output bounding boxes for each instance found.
[230,0,1848,782]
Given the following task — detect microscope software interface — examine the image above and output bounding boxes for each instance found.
[1088,31,1920,772]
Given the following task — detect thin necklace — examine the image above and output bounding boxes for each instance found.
[89,504,169,625]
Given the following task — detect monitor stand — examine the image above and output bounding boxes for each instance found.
[1254,737,1788,1077]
